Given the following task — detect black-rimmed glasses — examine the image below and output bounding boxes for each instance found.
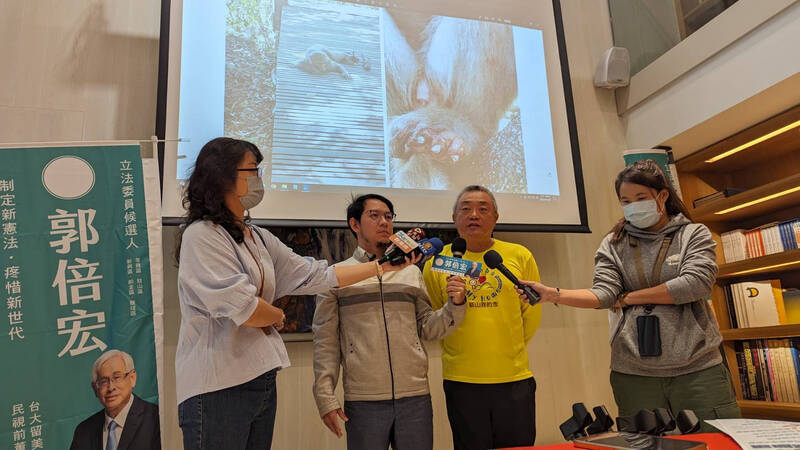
[237,167,266,177]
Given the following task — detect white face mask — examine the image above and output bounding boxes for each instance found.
[622,199,661,229]
[240,175,264,210]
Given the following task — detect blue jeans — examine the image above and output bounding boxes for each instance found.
[344,394,433,450]
[178,369,278,450]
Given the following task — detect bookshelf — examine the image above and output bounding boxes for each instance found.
[675,103,800,421]
[717,249,800,280]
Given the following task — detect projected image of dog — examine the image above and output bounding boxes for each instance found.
[294,44,371,80]
[383,11,518,190]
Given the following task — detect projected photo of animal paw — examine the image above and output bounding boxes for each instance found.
[219,0,558,196]
[383,10,524,192]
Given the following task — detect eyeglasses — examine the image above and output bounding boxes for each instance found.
[237,167,266,177]
[364,209,396,222]
[95,370,133,389]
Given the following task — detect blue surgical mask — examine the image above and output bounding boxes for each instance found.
[622,200,661,229]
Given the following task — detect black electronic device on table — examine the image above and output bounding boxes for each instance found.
[573,432,707,450]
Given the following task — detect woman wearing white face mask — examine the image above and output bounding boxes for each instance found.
[517,160,739,431]
[174,138,419,449]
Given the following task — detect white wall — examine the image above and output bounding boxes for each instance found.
[0,0,160,142]
[619,0,800,157]
[1,0,630,448]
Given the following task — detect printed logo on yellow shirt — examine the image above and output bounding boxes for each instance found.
[466,268,503,308]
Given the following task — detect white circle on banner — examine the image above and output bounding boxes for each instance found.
[42,156,95,199]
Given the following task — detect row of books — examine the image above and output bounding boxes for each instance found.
[723,279,800,329]
[724,279,781,328]
[736,338,800,403]
[720,219,800,263]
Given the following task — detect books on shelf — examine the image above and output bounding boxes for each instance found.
[779,220,800,251]
[735,338,800,403]
[723,279,789,329]
[720,219,800,263]
[692,188,746,208]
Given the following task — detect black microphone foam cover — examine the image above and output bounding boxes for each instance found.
[676,410,700,434]
[483,250,503,269]
[451,238,467,259]
[586,406,614,435]
[559,417,584,441]
[653,408,675,433]
[572,403,592,429]
[634,409,658,435]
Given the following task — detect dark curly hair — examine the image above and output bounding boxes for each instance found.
[175,137,263,261]
[609,159,691,243]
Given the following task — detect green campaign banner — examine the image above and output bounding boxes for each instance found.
[0,144,163,449]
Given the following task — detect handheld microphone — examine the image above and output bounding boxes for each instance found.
[446,238,469,303]
[387,237,442,265]
[379,228,426,265]
[451,237,467,259]
[483,250,540,304]
[383,227,425,256]
[418,238,444,257]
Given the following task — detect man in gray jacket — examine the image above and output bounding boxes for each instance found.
[313,194,467,450]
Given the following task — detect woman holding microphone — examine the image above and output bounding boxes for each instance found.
[519,160,739,431]
[175,137,418,449]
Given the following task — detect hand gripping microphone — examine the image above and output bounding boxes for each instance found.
[446,238,468,304]
[379,228,425,265]
[483,250,540,304]
[386,237,443,265]
[382,227,425,257]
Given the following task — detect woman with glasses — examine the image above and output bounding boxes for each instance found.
[175,137,419,450]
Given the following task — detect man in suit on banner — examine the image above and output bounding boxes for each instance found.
[70,349,161,450]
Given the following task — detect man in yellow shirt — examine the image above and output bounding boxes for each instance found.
[423,185,542,449]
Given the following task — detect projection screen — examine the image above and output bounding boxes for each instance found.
[158,0,588,231]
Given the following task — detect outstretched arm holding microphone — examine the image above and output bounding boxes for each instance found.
[515,281,674,310]
[518,161,739,433]
[174,139,420,450]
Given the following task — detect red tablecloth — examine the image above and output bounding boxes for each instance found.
[505,433,740,449]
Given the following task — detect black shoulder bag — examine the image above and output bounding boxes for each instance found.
[630,231,676,357]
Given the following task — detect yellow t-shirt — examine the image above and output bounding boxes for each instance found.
[422,239,542,383]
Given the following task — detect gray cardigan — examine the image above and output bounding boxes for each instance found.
[590,214,722,377]
[312,247,465,416]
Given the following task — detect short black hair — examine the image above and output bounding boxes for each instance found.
[346,194,394,237]
[453,185,498,214]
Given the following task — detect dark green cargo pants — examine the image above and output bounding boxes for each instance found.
[610,363,741,433]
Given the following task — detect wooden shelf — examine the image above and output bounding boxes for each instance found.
[722,324,800,341]
[717,248,800,280]
[677,105,800,173]
[691,172,800,224]
[677,104,800,422]
[738,400,800,420]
